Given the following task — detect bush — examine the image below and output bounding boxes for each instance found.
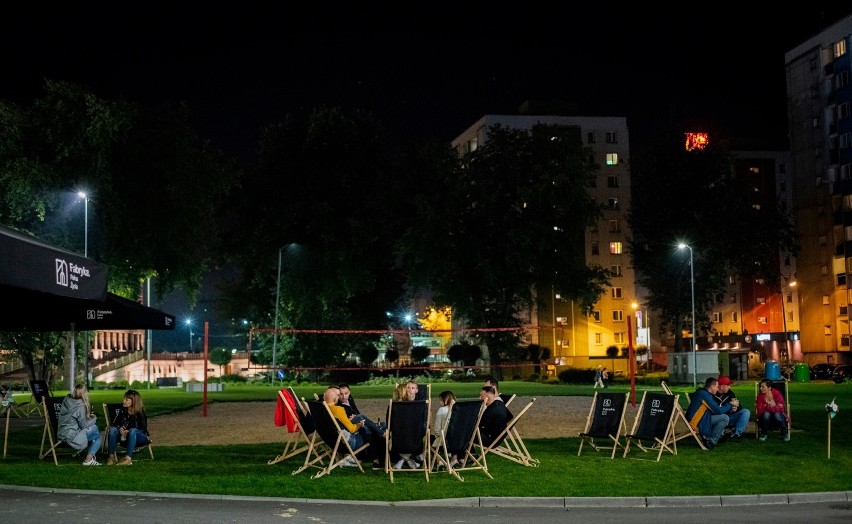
[557,367,596,384]
[525,373,540,382]
[219,374,247,383]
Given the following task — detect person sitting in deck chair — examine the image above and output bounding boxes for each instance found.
[325,386,384,469]
[106,389,150,466]
[478,386,512,448]
[57,384,102,466]
[685,377,730,450]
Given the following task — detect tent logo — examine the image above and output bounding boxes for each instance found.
[86,310,96,319]
[55,259,69,287]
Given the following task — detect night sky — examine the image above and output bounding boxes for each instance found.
[4,6,852,349]
[5,5,852,161]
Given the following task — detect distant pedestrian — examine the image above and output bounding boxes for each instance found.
[601,367,609,388]
[593,366,604,388]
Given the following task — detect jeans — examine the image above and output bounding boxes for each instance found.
[85,425,102,457]
[726,409,751,436]
[108,427,149,457]
[708,414,729,444]
[352,414,386,438]
[758,411,787,434]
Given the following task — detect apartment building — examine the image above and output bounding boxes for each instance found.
[451,104,635,369]
[786,13,852,365]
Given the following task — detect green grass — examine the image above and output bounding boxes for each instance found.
[3,380,851,501]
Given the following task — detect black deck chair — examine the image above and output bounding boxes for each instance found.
[300,399,369,479]
[478,397,539,467]
[39,397,84,465]
[27,379,51,416]
[430,399,490,481]
[385,399,431,482]
[578,391,629,459]
[623,391,679,462]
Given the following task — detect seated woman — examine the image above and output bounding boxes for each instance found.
[106,389,150,465]
[756,379,789,442]
[57,384,101,466]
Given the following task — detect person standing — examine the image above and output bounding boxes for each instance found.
[57,384,101,466]
[601,367,609,388]
[593,366,604,388]
[713,376,750,442]
[106,389,150,466]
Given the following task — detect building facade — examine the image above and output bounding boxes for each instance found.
[451,108,636,370]
[786,14,852,366]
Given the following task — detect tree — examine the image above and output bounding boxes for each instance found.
[209,347,233,376]
[606,344,619,371]
[356,343,379,367]
[410,345,430,364]
[0,331,66,382]
[629,129,796,351]
[385,348,400,365]
[527,343,551,374]
[220,107,408,368]
[399,125,610,369]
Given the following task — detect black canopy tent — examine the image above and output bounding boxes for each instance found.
[0,225,175,383]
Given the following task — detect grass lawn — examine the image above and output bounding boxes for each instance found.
[2,380,850,501]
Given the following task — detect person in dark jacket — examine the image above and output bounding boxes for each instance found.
[713,375,750,442]
[685,377,730,450]
[106,389,150,466]
[478,386,513,447]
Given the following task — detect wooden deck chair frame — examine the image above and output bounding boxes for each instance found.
[26,379,51,417]
[102,403,154,460]
[622,391,679,462]
[290,397,333,476]
[754,380,791,440]
[660,381,708,450]
[578,391,629,459]
[429,399,490,481]
[268,388,313,465]
[478,397,539,467]
[385,398,431,482]
[39,397,84,465]
[2,386,29,419]
[302,399,369,479]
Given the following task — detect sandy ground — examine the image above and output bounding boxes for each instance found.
[148,395,642,446]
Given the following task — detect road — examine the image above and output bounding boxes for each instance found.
[1,487,850,524]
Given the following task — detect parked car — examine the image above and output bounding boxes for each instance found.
[810,363,836,380]
[832,364,852,384]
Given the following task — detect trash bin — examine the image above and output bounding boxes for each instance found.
[764,360,782,380]
[793,363,810,382]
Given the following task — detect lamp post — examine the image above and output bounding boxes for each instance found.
[272,246,284,386]
[186,319,193,353]
[678,243,697,389]
[77,191,90,387]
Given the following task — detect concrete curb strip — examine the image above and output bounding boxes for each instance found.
[1,485,849,508]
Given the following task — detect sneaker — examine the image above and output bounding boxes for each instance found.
[116,456,132,466]
[82,459,100,466]
[449,458,460,468]
[729,434,743,443]
[701,437,715,450]
[106,455,117,466]
[406,459,420,469]
[783,433,790,442]
[759,434,768,441]
[372,462,383,471]
[393,459,405,470]
[415,453,425,462]
[339,456,357,467]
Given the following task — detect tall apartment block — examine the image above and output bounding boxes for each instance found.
[451,105,635,370]
[786,14,852,365]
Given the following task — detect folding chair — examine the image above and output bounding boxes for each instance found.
[301,399,369,479]
[429,399,490,481]
[268,388,314,465]
[478,397,539,467]
[578,391,629,459]
[26,379,51,417]
[415,383,432,401]
[622,391,679,462]
[754,380,791,440]
[102,403,154,460]
[1,385,29,419]
[39,397,83,465]
[385,398,431,482]
[660,381,708,450]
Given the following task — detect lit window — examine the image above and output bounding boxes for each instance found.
[606,153,618,165]
[610,242,623,254]
[824,295,831,305]
[825,325,832,335]
[758,316,767,324]
[684,132,709,151]
[835,39,847,58]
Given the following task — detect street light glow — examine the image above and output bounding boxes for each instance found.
[678,243,697,389]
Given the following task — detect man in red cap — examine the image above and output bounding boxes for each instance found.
[713,375,750,442]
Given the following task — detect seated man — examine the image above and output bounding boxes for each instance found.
[478,385,513,448]
[685,377,730,450]
[713,375,750,442]
[337,383,385,435]
[324,386,383,469]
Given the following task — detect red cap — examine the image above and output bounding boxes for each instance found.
[717,376,732,386]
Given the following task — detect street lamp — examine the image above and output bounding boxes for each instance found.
[185,318,193,353]
[678,243,697,389]
[272,246,284,386]
[77,191,90,386]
